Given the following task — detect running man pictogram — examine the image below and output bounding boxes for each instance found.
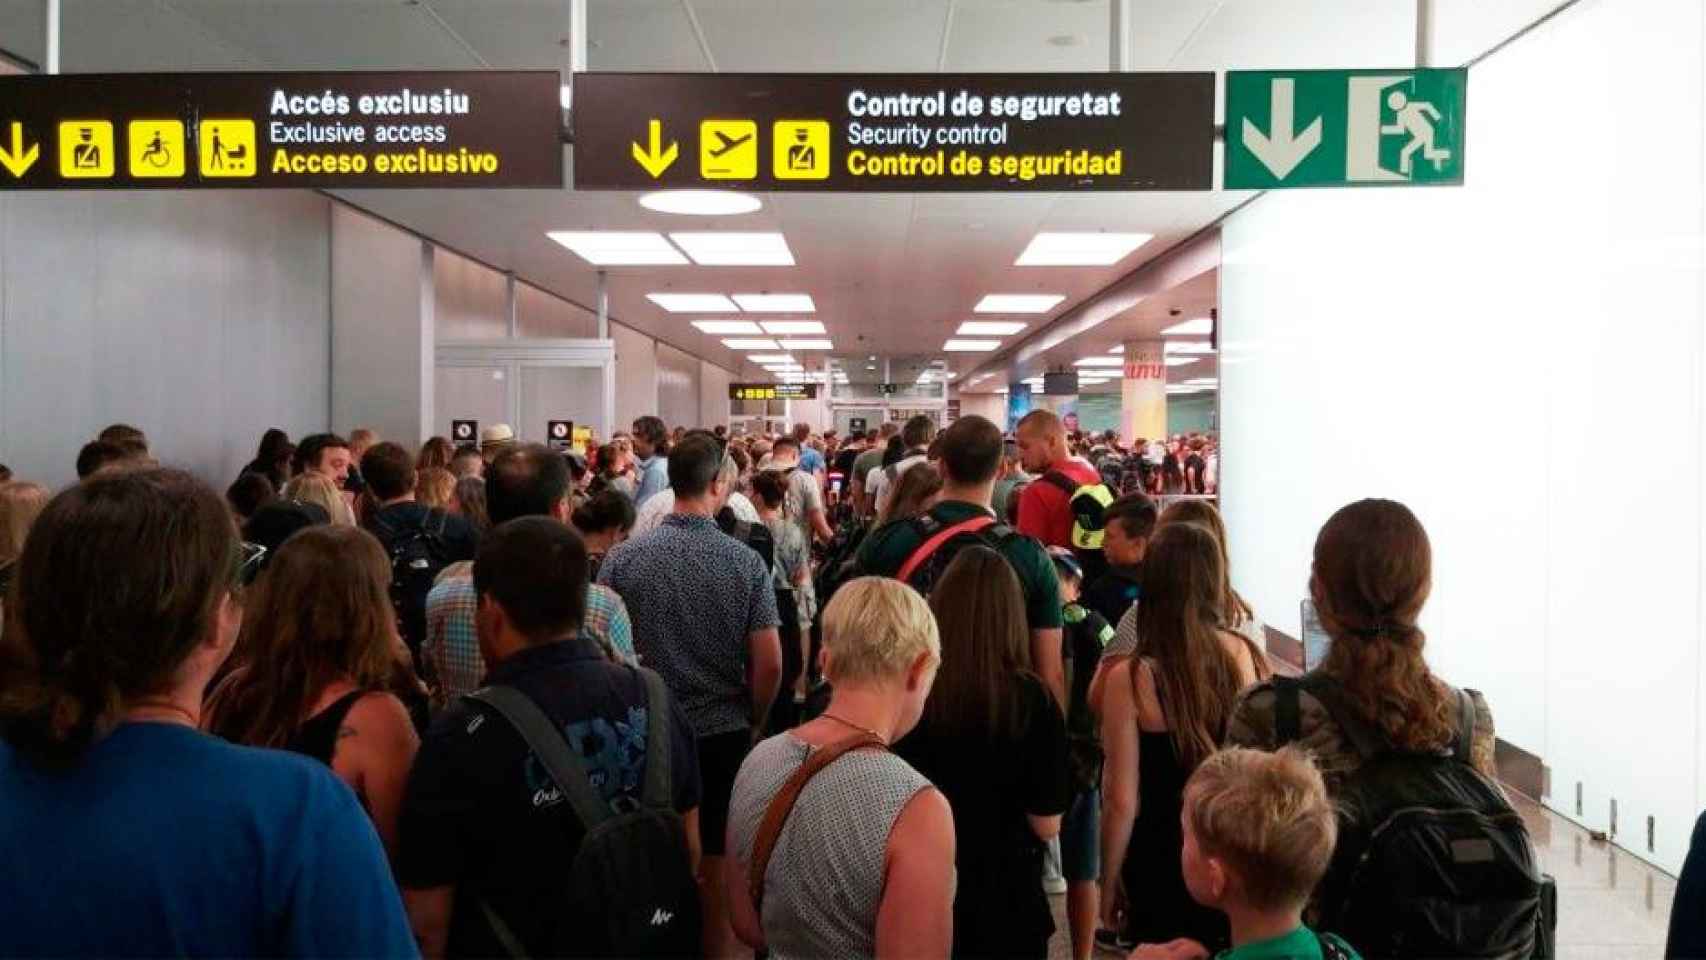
[1382,89,1451,175]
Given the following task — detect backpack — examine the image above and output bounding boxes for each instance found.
[1062,605,1113,793]
[467,672,701,959]
[893,512,1025,598]
[813,513,871,610]
[1273,674,1552,959]
[1118,456,1152,496]
[717,506,776,572]
[378,508,453,669]
[1096,455,1125,493]
[1040,470,1114,581]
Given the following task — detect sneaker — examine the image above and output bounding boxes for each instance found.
[1094,929,1134,953]
[1042,837,1067,895]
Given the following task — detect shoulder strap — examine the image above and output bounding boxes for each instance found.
[1297,673,1386,759]
[1452,687,1477,764]
[1040,470,1078,495]
[896,515,995,582]
[466,686,612,830]
[638,668,673,808]
[748,733,886,911]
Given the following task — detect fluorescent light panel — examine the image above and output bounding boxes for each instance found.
[649,293,738,313]
[1162,317,1214,336]
[746,354,795,364]
[1167,340,1215,354]
[1166,357,1199,367]
[943,339,1002,352]
[759,320,826,335]
[691,320,764,335]
[957,321,1028,336]
[778,339,834,350]
[1078,377,1111,385]
[1015,232,1152,266]
[669,232,794,266]
[549,231,687,266]
[733,293,815,313]
[974,294,1065,314]
[722,338,780,350]
[1184,378,1218,385]
[1074,357,1124,367]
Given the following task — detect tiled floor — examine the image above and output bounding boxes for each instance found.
[1044,792,1677,960]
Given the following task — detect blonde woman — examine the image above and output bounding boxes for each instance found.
[414,467,456,511]
[285,473,355,526]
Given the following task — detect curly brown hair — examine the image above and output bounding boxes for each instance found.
[1312,499,1454,753]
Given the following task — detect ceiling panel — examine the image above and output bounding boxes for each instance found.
[944,0,1110,72]
[166,0,478,69]
[694,0,949,72]
[588,0,708,71]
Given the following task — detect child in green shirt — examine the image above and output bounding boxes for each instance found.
[1130,747,1363,960]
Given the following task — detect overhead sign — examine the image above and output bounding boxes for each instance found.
[0,71,561,189]
[1225,69,1466,189]
[731,383,818,401]
[573,73,1214,192]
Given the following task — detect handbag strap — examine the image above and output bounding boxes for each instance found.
[748,732,886,911]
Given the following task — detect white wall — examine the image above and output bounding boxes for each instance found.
[612,321,658,431]
[1219,0,1704,871]
[698,360,732,429]
[957,392,1007,426]
[655,342,701,429]
[0,190,331,487]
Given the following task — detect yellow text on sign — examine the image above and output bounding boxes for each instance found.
[58,120,114,178]
[127,120,185,178]
[772,120,829,180]
[198,119,256,177]
[700,120,757,180]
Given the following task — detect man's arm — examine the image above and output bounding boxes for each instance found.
[1030,627,1065,709]
[404,887,454,960]
[747,627,783,732]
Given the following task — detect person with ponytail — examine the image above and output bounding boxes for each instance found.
[0,468,413,956]
[1098,521,1267,953]
[1224,498,1497,787]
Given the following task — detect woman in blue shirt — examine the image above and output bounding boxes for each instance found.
[0,468,417,958]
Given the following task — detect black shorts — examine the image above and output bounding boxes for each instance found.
[697,729,751,857]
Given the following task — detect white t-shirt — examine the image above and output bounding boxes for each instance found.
[631,489,760,539]
[867,453,928,519]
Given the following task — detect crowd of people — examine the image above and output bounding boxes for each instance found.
[0,409,1591,960]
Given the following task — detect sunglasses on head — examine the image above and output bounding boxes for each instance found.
[233,541,267,586]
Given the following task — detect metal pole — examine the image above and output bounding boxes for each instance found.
[1415,0,1432,67]
[1109,0,1129,72]
[596,270,609,338]
[45,0,60,74]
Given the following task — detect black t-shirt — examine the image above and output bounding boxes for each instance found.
[895,672,1069,951]
[398,638,702,959]
[1082,564,1142,631]
[368,501,480,562]
[833,446,861,478]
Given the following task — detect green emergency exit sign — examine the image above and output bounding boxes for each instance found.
[1224,69,1466,189]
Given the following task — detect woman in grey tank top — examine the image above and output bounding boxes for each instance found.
[726,577,957,959]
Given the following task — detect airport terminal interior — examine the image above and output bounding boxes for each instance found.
[0,1,1702,958]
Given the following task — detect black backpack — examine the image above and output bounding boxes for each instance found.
[376,508,454,667]
[1274,674,1553,959]
[467,672,701,958]
[893,512,1026,597]
[716,506,776,572]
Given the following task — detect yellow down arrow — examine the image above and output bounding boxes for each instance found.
[631,119,678,178]
[0,122,39,178]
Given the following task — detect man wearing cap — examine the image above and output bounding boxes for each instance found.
[479,424,515,464]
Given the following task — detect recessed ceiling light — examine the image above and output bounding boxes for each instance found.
[1162,317,1214,336]
[722,338,780,350]
[691,320,764,335]
[865,364,878,370]
[747,354,795,364]
[943,339,1002,352]
[1074,357,1124,367]
[548,231,687,266]
[640,190,762,216]
[1184,377,1218,385]
[648,293,738,313]
[957,321,1029,336]
[974,294,1065,314]
[764,364,805,372]
[1078,377,1111,385]
[733,293,816,312]
[1166,357,1200,367]
[1015,232,1153,266]
[1166,341,1215,354]
[778,339,834,350]
[760,320,826,335]
[670,232,794,266]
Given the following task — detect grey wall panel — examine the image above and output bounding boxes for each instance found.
[698,359,731,429]
[433,248,506,340]
[612,321,656,429]
[655,341,699,430]
[0,189,331,488]
[331,205,430,449]
[517,282,595,339]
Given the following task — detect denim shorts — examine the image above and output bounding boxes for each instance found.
[1061,787,1101,883]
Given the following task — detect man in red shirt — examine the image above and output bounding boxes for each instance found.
[1014,409,1101,548]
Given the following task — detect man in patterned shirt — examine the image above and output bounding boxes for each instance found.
[599,431,782,959]
[422,444,636,707]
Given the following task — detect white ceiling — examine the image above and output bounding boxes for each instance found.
[0,0,1418,380]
